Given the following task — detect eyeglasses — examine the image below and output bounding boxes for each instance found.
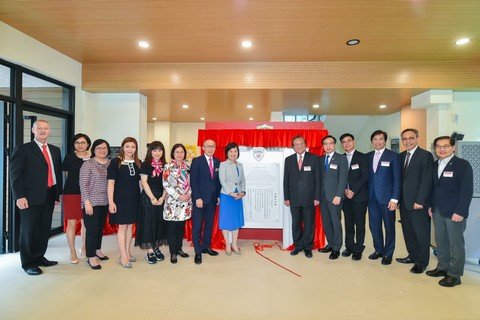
[435,145,452,150]
[401,137,416,141]
[204,145,216,148]
[75,141,88,145]
[95,147,108,150]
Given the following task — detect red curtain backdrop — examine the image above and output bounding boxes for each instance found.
[70,128,328,249]
[187,128,328,250]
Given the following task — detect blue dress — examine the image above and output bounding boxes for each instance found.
[219,166,244,231]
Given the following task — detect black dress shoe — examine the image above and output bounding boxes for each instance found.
[396,257,414,264]
[87,259,102,270]
[95,254,109,261]
[24,266,42,275]
[170,254,178,264]
[426,268,447,277]
[318,246,332,253]
[177,250,189,258]
[304,250,313,258]
[37,257,58,267]
[341,249,352,257]
[381,256,392,265]
[202,248,219,256]
[290,248,301,256]
[368,252,383,260]
[329,251,340,260]
[352,253,362,261]
[439,275,461,287]
[410,264,425,274]
[194,253,202,264]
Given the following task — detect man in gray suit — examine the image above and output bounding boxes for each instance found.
[318,135,348,259]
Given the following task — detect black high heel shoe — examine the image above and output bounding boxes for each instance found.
[170,254,178,264]
[87,259,102,270]
[177,250,189,258]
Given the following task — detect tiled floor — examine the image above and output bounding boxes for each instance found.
[0,227,479,320]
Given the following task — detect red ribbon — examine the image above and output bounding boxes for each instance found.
[253,242,302,278]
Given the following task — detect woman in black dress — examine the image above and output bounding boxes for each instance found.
[136,141,167,264]
[62,133,91,264]
[107,137,141,268]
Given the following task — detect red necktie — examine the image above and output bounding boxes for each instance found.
[298,155,303,170]
[208,157,214,179]
[42,145,54,187]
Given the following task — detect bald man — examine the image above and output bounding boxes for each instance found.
[190,139,221,264]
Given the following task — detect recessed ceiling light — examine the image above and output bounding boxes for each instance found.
[248,117,254,121]
[378,104,387,109]
[455,38,471,46]
[138,41,150,48]
[241,40,253,48]
[152,117,157,121]
[346,39,360,46]
[246,104,254,109]
[200,117,205,121]
[312,104,320,109]
[181,104,189,109]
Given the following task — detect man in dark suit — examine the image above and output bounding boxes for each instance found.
[318,135,348,260]
[10,119,63,275]
[397,128,434,274]
[284,135,320,258]
[190,139,221,264]
[340,133,369,261]
[367,130,401,265]
[426,136,473,287]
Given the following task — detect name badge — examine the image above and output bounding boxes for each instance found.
[381,161,390,167]
[351,164,359,170]
[330,164,338,170]
[443,171,454,178]
[304,166,312,171]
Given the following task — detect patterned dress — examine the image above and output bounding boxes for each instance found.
[162,160,192,221]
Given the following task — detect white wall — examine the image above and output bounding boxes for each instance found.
[451,92,480,141]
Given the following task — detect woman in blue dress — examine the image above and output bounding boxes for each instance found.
[219,142,246,255]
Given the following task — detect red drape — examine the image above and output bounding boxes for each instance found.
[186,128,328,249]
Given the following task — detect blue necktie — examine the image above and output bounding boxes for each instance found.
[325,155,330,171]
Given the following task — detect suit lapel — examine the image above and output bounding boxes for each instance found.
[30,141,48,165]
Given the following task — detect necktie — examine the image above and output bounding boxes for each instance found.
[42,145,54,187]
[325,155,330,171]
[208,157,214,179]
[404,152,411,171]
[298,155,303,170]
[347,153,352,167]
[373,151,381,173]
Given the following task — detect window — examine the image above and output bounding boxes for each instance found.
[22,73,71,110]
[0,65,10,97]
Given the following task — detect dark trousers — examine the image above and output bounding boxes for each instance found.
[368,199,396,258]
[19,187,55,270]
[320,195,343,251]
[290,205,315,251]
[166,220,186,255]
[399,202,431,268]
[343,198,367,254]
[192,199,215,253]
[83,206,108,258]
[433,210,466,279]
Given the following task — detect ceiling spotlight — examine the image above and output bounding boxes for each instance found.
[455,38,471,46]
[200,117,205,121]
[152,117,157,121]
[241,40,253,48]
[138,41,150,48]
[246,104,254,109]
[182,104,189,109]
[312,104,320,109]
[346,39,360,46]
[378,104,387,109]
[248,117,254,121]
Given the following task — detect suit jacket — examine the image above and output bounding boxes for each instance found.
[10,141,63,205]
[283,152,320,207]
[431,155,473,218]
[219,160,246,195]
[368,148,401,204]
[190,155,221,205]
[400,147,434,210]
[319,152,348,201]
[345,150,369,202]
